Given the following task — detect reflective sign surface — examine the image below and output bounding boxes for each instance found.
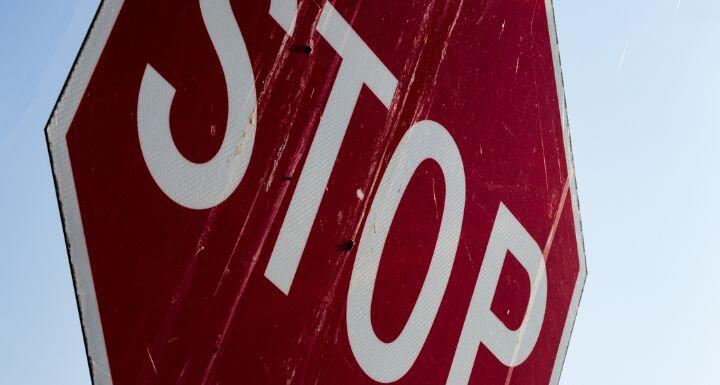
[47,0,586,384]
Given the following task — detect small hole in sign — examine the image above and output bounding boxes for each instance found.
[291,45,313,54]
[337,240,355,252]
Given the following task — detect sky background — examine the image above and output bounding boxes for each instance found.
[1,0,719,384]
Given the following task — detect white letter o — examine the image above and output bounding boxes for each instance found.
[347,120,466,383]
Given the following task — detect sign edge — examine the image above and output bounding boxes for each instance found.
[544,1,589,385]
[44,0,125,384]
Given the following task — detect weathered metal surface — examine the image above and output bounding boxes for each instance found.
[46,0,586,384]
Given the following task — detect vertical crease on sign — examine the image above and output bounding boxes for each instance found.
[503,172,571,385]
[213,185,264,296]
[264,6,328,193]
[202,148,290,383]
[201,202,277,385]
[281,3,369,383]
[139,208,219,384]
[199,7,335,380]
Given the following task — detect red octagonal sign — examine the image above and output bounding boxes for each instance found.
[47,0,586,384]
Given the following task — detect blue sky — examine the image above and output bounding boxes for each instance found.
[1,1,98,384]
[1,0,719,384]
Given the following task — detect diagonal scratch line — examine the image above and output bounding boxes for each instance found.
[213,186,263,296]
[146,345,158,376]
[503,172,572,385]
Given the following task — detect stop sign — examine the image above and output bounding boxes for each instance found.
[47,0,586,384]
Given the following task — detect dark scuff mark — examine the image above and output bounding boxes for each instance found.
[336,240,355,252]
[290,44,313,54]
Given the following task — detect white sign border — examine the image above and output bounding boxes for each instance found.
[545,1,588,384]
[46,0,124,384]
[45,1,586,384]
